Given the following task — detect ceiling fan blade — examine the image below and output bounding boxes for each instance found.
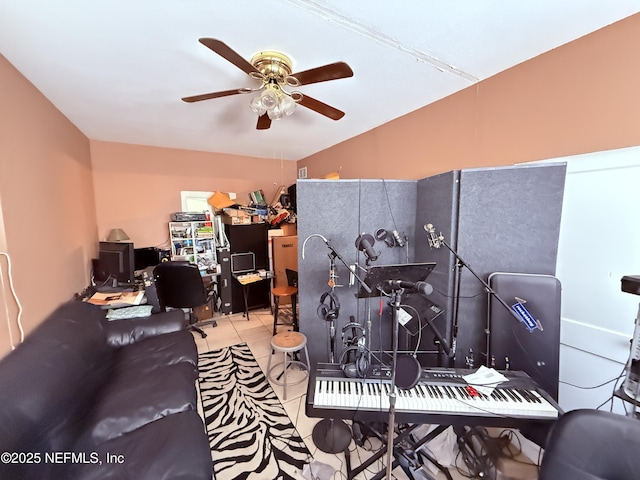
[297,94,345,120]
[181,88,249,103]
[289,62,353,86]
[256,113,271,130]
[198,38,261,77]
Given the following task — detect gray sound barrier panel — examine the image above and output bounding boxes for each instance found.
[415,171,460,366]
[488,272,561,401]
[453,163,566,367]
[297,179,418,367]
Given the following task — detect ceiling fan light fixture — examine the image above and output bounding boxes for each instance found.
[280,94,296,116]
[249,95,266,115]
[259,88,279,110]
[183,39,352,130]
[267,103,283,120]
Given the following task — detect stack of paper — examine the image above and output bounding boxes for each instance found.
[462,365,508,396]
[87,291,145,308]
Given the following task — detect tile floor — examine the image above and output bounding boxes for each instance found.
[192,309,540,480]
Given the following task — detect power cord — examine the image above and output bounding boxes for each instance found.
[0,251,25,349]
[454,426,504,479]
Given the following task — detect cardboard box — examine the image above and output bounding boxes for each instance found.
[221,214,251,225]
[222,208,249,217]
[280,223,297,236]
[221,207,251,225]
[194,304,214,320]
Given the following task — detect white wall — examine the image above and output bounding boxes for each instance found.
[544,146,640,413]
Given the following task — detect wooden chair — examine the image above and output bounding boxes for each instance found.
[271,268,298,335]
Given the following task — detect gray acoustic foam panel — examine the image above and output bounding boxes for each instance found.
[415,171,460,367]
[297,179,417,367]
[452,163,566,367]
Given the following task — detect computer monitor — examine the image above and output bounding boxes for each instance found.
[231,252,255,273]
[134,247,162,271]
[96,241,135,287]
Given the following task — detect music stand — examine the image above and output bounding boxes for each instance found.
[360,261,446,343]
[358,262,436,298]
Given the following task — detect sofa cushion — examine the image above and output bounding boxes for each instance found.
[81,362,198,445]
[115,330,198,374]
[67,410,212,480]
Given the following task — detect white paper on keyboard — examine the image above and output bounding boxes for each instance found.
[463,365,508,395]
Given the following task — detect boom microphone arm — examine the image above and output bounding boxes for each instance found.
[437,236,523,325]
[427,230,526,363]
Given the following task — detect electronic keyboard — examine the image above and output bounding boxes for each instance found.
[306,363,562,428]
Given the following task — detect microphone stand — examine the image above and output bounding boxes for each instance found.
[437,236,523,364]
[385,287,403,480]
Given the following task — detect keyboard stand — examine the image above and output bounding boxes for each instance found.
[346,422,452,480]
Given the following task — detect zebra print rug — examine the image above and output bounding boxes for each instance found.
[198,343,310,480]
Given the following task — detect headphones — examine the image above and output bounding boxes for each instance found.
[340,318,370,378]
[317,291,340,322]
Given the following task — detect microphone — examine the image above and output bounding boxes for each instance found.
[355,233,379,262]
[386,280,433,296]
[423,223,442,249]
[391,230,405,248]
[375,228,405,248]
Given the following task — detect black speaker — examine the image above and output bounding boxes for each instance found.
[488,272,561,401]
[287,183,297,213]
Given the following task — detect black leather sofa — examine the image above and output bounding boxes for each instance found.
[0,301,212,480]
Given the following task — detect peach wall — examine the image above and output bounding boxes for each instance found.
[301,13,640,179]
[90,141,298,248]
[0,55,96,358]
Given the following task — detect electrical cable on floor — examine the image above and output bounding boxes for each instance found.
[454,426,515,479]
[0,251,25,349]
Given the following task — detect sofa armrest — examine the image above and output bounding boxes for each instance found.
[104,310,186,348]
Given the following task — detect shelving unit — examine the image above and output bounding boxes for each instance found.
[169,221,218,272]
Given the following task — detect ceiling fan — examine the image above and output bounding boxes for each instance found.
[181,38,354,130]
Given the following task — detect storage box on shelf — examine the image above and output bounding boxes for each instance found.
[221,208,251,225]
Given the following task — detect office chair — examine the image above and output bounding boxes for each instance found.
[538,409,640,480]
[153,262,216,338]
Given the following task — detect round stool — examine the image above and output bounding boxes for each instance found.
[266,331,310,400]
[272,285,298,335]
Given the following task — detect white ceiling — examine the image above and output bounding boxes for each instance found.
[1,1,638,161]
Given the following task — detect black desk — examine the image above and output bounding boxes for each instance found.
[232,273,273,320]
